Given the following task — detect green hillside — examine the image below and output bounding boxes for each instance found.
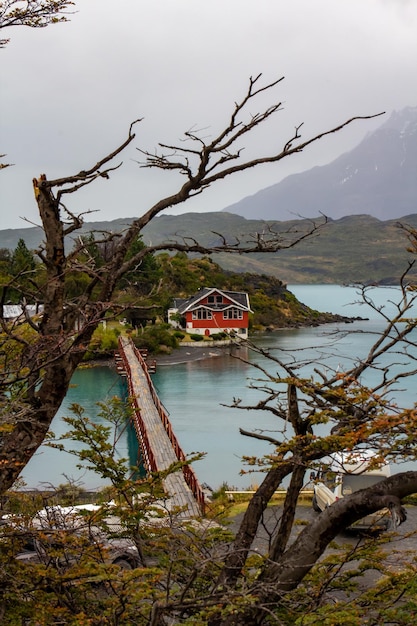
[153,254,349,330]
[210,214,417,284]
[1,212,416,284]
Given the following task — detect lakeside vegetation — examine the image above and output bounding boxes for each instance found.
[2,239,351,359]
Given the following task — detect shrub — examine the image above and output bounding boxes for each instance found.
[83,326,120,360]
[211,332,228,340]
[132,325,180,353]
[189,333,204,342]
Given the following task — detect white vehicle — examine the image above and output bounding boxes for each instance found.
[1,504,141,570]
[311,451,392,531]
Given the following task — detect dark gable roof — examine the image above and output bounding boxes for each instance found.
[176,288,251,314]
[171,297,190,310]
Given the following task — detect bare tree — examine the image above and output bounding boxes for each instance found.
[0,76,384,495]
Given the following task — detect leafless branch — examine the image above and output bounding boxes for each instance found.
[239,428,282,446]
[134,75,383,228]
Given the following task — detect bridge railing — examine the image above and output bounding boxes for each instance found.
[116,340,158,473]
[128,339,206,513]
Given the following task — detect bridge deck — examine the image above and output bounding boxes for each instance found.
[119,337,201,518]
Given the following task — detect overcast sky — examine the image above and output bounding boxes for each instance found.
[1,0,416,230]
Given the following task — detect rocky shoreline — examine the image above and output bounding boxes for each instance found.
[262,313,368,331]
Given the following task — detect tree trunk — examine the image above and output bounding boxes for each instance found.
[217,462,293,588]
[268,464,305,561]
[218,471,417,626]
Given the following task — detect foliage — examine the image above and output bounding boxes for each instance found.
[189,333,204,342]
[119,234,163,294]
[0,399,233,624]
[1,395,417,624]
[0,0,74,47]
[291,541,417,626]
[10,238,35,275]
[82,325,121,360]
[132,324,180,354]
[0,238,39,303]
[210,331,229,340]
[157,253,229,297]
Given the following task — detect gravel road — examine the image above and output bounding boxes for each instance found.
[231,503,417,555]
[230,503,417,603]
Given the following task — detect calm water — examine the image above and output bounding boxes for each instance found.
[21,367,133,490]
[21,285,417,491]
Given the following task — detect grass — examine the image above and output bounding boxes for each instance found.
[219,491,314,520]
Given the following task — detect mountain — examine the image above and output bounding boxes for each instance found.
[222,106,417,221]
[1,212,416,285]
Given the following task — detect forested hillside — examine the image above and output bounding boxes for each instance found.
[2,212,416,284]
[153,254,350,329]
[0,238,348,335]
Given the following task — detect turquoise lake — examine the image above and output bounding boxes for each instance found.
[21,285,417,491]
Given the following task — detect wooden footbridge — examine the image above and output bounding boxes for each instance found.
[115,336,205,517]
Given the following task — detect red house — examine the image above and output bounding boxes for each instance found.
[168,288,252,339]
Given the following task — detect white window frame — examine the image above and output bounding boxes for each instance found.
[192,309,213,320]
[223,308,243,320]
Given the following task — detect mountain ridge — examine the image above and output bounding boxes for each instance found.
[1,211,416,285]
[222,106,417,221]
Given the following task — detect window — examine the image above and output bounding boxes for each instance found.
[192,309,212,320]
[223,308,243,320]
[208,294,223,304]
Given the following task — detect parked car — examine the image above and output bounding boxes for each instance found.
[311,451,392,531]
[1,504,142,570]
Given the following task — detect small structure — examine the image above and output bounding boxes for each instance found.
[1,304,44,322]
[168,287,251,339]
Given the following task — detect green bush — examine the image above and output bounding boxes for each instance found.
[190,333,204,342]
[83,326,120,360]
[211,332,228,340]
[132,325,180,353]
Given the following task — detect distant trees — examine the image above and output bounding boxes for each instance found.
[11,238,35,275]
[0,238,37,303]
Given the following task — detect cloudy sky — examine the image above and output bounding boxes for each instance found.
[1,0,416,230]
